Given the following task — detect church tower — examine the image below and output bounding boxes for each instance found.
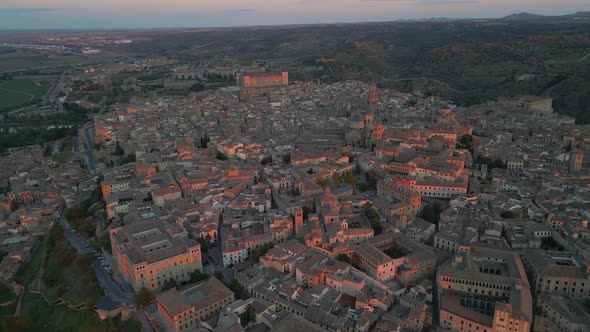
[368,80,379,121]
[368,80,378,109]
[294,208,304,240]
[569,150,584,173]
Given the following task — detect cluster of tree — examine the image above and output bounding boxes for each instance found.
[42,144,52,157]
[216,151,228,160]
[332,171,356,186]
[383,245,407,259]
[224,279,248,300]
[0,126,78,153]
[190,270,210,283]
[161,278,178,291]
[190,83,205,92]
[500,210,517,219]
[541,237,564,251]
[260,155,273,165]
[43,227,97,303]
[363,203,382,235]
[113,141,125,156]
[119,154,136,164]
[64,205,95,238]
[336,254,351,264]
[356,173,377,192]
[134,287,154,308]
[1,315,32,332]
[0,184,11,195]
[206,73,234,82]
[457,134,474,153]
[419,202,443,226]
[196,237,209,254]
[251,243,274,261]
[315,177,328,187]
[63,102,92,115]
[475,155,507,169]
[290,186,302,197]
[64,186,104,238]
[282,154,291,164]
[302,206,313,221]
[199,134,210,149]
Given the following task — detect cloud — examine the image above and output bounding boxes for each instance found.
[362,0,479,4]
[219,9,257,15]
[0,8,63,14]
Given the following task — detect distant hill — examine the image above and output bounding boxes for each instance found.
[560,11,590,19]
[502,12,546,21]
[502,11,590,21]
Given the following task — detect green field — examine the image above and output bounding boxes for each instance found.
[0,56,54,62]
[4,226,141,332]
[0,79,50,110]
[12,291,140,332]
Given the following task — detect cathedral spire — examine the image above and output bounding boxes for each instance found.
[368,80,378,109]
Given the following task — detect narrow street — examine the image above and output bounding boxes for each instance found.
[57,215,129,303]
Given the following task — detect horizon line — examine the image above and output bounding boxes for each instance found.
[0,10,588,33]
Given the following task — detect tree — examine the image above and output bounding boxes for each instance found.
[42,145,52,157]
[315,177,328,187]
[190,270,209,283]
[162,278,178,291]
[337,254,351,264]
[260,155,273,165]
[121,154,136,164]
[251,243,274,261]
[282,154,291,164]
[114,141,125,156]
[247,306,257,325]
[197,237,209,254]
[420,202,442,225]
[2,315,32,332]
[500,211,515,219]
[364,203,382,235]
[291,186,301,197]
[302,206,313,219]
[227,279,248,300]
[200,134,210,149]
[216,151,228,160]
[190,83,205,92]
[458,134,474,152]
[134,287,154,307]
[343,172,356,185]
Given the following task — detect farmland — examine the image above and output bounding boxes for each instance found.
[0,79,51,111]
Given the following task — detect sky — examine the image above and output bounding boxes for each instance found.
[0,0,589,30]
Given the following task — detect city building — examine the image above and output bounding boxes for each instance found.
[520,249,590,298]
[438,246,533,332]
[109,219,203,291]
[156,277,234,331]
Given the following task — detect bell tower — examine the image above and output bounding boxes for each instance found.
[368,80,378,109]
[368,80,380,122]
[294,208,304,240]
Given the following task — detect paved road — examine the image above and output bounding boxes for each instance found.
[77,124,97,172]
[57,214,129,303]
[58,213,156,331]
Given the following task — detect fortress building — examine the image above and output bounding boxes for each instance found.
[238,71,288,95]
